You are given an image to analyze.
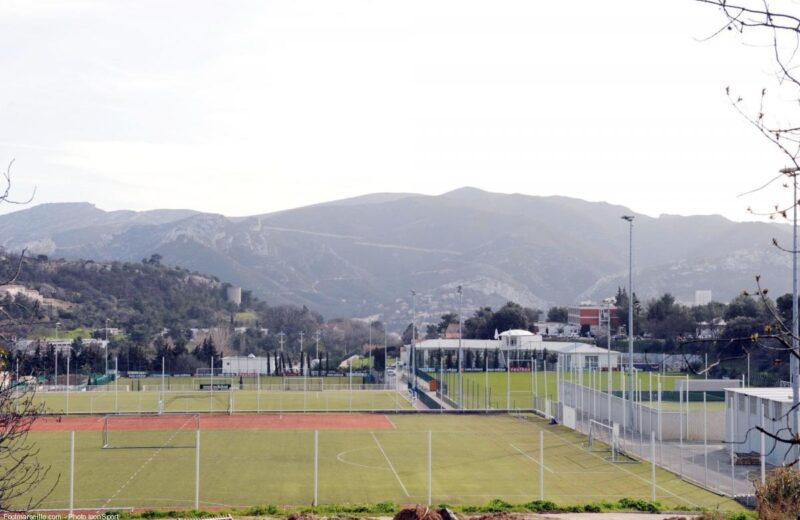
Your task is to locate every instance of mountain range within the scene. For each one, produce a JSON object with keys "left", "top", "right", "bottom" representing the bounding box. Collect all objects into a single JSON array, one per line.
[{"left": 0, "top": 187, "right": 792, "bottom": 328}]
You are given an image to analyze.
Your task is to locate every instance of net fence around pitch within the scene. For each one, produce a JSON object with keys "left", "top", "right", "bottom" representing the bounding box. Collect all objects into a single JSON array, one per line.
[{"left": 32, "top": 388, "right": 413, "bottom": 414}]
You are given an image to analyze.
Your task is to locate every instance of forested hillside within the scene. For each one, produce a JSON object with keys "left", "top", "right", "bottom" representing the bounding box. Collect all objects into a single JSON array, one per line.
[{"left": 0, "top": 253, "right": 391, "bottom": 375}]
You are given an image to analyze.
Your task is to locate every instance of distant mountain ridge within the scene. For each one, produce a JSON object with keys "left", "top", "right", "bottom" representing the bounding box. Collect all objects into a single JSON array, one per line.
[{"left": 0, "top": 189, "right": 791, "bottom": 328}]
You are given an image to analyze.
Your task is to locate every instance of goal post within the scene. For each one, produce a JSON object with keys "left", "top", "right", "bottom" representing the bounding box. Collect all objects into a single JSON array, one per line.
[
  {"left": 587, "top": 419, "right": 620, "bottom": 462},
  {"left": 101, "top": 413, "right": 200, "bottom": 449}
]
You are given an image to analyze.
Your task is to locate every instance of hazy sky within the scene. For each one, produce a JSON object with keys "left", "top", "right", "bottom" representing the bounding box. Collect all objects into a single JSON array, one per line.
[{"left": 1, "top": 0, "right": 798, "bottom": 221}]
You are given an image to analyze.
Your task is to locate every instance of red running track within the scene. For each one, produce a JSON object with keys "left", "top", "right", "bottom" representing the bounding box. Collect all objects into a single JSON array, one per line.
[{"left": 30, "top": 413, "right": 396, "bottom": 432}]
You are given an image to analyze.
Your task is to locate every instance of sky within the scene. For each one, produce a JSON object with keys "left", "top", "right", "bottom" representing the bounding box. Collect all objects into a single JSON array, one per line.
[{"left": 1, "top": 0, "right": 798, "bottom": 221}]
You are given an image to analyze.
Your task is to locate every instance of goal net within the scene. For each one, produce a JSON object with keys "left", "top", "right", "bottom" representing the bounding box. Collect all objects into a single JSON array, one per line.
[
  {"left": 587, "top": 419, "right": 621, "bottom": 462},
  {"left": 101, "top": 413, "right": 200, "bottom": 449}
]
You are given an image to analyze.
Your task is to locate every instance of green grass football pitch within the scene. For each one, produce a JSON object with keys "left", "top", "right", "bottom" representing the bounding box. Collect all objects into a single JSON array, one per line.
[
  {"left": 435, "top": 371, "right": 724, "bottom": 411},
  {"left": 24, "top": 413, "right": 742, "bottom": 512}
]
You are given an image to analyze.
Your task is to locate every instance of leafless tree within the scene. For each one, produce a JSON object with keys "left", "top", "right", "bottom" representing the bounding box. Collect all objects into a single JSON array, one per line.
[
  {"left": 693, "top": 0, "right": 800, "bottom": 466},
  {"left": 0, "top": 160, "right": 53, "bottom": 511}
]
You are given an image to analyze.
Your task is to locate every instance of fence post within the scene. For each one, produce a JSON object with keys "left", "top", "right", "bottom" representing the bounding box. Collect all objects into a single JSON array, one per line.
[
  {"left": 650, "top": 431, "right": 656, "bottom": 501},
  {"left": 427, "top": 430, "right": 432, "bottom": 506},
  {"left": 729, "top": 401, "right": 736, "bottom": 497},
  {"left": 69, "top": 431, "right": 75, "bottom": 515},
  {"left": 195, "top": 429, "right": 200, "bottom": 509},
  {"left": 760, "top": 401, "right": 766, "bottom": 485},
  {"left": 701, "top": 391, "right": 707, "bottom": 490},
  {"left": 679, "top": 386, "right": 684, "bottom": 478},
  {"left": 314, "top": 430, "right": 319, "bottom": 506},
  {"left": 539, "top": 430, "right": 544, "bottom": 500}
]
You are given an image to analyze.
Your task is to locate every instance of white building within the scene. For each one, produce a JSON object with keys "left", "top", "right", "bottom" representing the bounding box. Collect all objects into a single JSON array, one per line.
[
  {"left": 544, "top": 342, "right": 620, "bottom": 370},
  {"left": 695, "top": 290, "right": 713, "bottom": 306},
  {"left": 226, "top": 286, "right": 242, "bottom": 306},
  {"left": 726, "top": 387, "right": 800, "bottom": 467},
  {"left": 222, "top": 354, "right": 271, "bottom": 375},
  {"left": 14, "top": 337, "right": 108, "bottom": 355}
]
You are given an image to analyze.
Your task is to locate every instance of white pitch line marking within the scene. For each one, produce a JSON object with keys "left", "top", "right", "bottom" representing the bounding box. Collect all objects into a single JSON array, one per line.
[
  {"left": 371, "top": 431, "right": 410, "bottom": 497},
  {"left": 509, "top": 443, "right": 554, "bottom": 473},
  {"left": 336, "top": 447, "right": 390, "bottom": 471}
]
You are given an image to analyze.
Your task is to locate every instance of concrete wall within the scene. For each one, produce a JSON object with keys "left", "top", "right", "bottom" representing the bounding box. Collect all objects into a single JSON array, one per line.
[
  {"left": 676, "top": 379, "right": 742, "bottom": 392},
  {"left": 561, "top": 381, "right": 726, "bottom": 442}
]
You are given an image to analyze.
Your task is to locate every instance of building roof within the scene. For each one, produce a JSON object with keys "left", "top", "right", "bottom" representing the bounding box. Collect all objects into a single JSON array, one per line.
[
  {"left": 727, "top": 387, "right": 794, "bottom": 403},
  {"left": 412, "top": 338, "right": 617, "bottom": 357},
  {"left": 542, "top": 342, "right": 620, "bottom": 355},
  {"left": 498, "top": 329, "right": 535, "bottom": 337},
  {"left": 415, "top": 339, "right": 500, "bottom": 350}
]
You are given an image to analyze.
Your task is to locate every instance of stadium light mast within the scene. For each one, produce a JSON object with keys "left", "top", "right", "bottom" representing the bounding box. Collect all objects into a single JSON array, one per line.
[
  {"left": 621, "top": 215, "right": 635, "bottom": 429},
  {"left": 780, "top": 165, "right": 800, "bottom": 465},
  {"left": 603, "top": 296, "right": 615, "bottom": 425}
]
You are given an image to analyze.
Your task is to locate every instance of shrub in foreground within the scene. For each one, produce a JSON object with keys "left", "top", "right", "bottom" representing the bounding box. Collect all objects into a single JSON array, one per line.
[{"left": 754, "top": 466, "right": 800, "bottom": 520}]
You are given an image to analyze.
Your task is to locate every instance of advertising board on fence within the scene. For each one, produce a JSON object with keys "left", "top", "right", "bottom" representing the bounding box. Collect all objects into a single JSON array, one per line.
[{"left": 199, "top": 383, "right": 232, "bottom": 390}]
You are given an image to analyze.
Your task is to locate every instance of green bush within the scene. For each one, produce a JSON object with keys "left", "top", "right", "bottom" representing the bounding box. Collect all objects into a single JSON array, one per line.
[
  {"left": 244, "top": 505, "right": 283, "bottom": 516},
  {"left": 617, "top": 498, "right": 662, "bottom": 513},
  {"left": 521, "top": 500, "right": 558, "bottom": 513}
]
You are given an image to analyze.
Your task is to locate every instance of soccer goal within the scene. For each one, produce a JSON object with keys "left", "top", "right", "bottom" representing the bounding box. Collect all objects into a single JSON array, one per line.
[
  {"left": 587, "top": 419, "right": 621, "bottom": 462},
  {"left": 101, "top": 413, "right": 200, "bottom": 449},
  {"left": 192, "top": 376, "right": 234, "bottom": 391}
]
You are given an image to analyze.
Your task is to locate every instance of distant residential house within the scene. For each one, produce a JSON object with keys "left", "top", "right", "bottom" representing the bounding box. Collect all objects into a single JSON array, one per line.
[
  {"left": 444, "top": 323, "right": 461, "bottom": 339},
  {"left": 14, "top": 337, "right": 108, "bottom": 355},
  {"left": 567, "top": 302, "right": 619, "bottom": 335},
  {"left": 696, "top": 318, "right": 726, "bottom": 339}
]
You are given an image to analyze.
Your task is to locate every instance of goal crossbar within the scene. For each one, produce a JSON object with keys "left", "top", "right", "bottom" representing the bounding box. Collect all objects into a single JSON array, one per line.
[{"left": 587, "top": 419, "right": 620, "bottom": 462}]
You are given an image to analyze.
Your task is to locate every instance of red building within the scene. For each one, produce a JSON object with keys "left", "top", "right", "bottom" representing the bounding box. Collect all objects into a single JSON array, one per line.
[{"left": 567, "top": 303, "right": 620, "bottom": 334}]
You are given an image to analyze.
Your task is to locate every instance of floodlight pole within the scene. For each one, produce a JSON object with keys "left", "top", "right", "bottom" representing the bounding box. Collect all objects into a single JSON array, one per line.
[
  {"left": 458, "top": 285, "right": 463, "bottom": 409},
  {"left": 105, "top": 317, "right": 110, "bottom": 375},
  {"left": 66, "top": 348, "right": 70, "bottom": 415},
  {"left": 622, "top": 215, "right": 635, "bottom": 430},
  {"left": 783, "top": 166, "right": 800, "bottom": 466},
  {"left": 605, "top": 298, "right": 613, "bottom": 425}
]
